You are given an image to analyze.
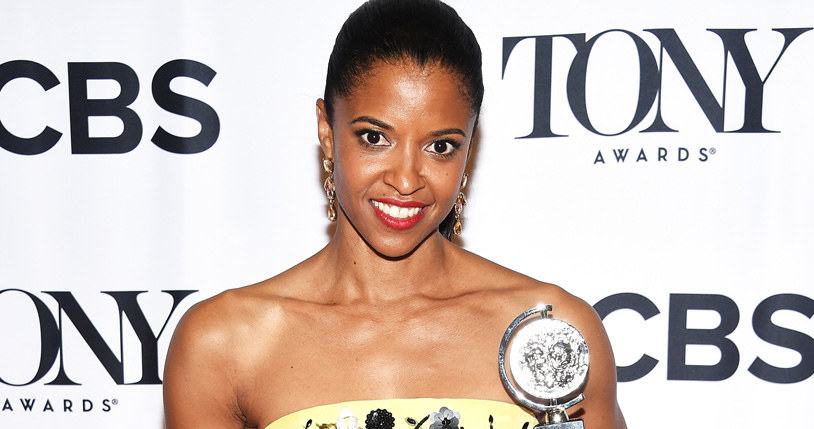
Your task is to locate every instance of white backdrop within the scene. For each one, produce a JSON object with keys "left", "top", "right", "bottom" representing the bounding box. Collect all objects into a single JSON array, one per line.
[{"left": 1, "top": 1, "right": 812, "bottom": 428}]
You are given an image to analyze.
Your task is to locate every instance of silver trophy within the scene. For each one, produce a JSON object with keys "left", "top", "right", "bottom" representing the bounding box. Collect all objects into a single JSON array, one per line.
[{"left": 499, "top": 305, "right": 589, "bottom": 429}]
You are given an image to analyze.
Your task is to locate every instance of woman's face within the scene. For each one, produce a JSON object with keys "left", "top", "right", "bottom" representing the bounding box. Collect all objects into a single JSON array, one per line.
[{"left": 318, "top": 61, "right": 476, "bottom": 257}]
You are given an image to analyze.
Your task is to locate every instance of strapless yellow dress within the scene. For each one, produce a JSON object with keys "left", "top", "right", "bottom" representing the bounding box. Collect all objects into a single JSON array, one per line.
[{"left": 265, "top": 398, "right": 536, "bottom": 429}]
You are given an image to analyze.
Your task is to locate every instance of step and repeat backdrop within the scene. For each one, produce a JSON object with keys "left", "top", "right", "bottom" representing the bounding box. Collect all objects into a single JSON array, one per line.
[{"left": 1, "top": 0, "right": 812, "bottom": 428}]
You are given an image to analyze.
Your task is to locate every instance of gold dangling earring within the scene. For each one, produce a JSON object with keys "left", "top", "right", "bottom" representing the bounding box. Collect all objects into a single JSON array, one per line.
[
  {"left": 453, "top": 173, "right": 468, "bottom": 236},
  {"left": 323, "top": 158, "right": 336, "bottom": 222}
]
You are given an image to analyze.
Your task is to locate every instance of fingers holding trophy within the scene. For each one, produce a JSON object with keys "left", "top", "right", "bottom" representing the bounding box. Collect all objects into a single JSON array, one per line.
[{"left": 499, "top": 305, "right": 590, "bottom": 429}]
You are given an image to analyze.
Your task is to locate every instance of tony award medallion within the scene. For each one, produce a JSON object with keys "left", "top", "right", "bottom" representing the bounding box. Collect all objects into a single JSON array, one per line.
[{"left": 499, "top": 305, "right": 589, "bottom": 429}]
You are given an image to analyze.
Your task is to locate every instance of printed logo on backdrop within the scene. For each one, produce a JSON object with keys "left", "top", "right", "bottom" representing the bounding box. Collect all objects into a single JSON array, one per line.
[
  {"left": 594, "top": 293, "right": 814, "bottom": 384},
  {"left": 501, "top": 28, "right": 813, "bottom": 165},
  {"left": 0, "top": 59, "right": 218, "bottom": 155},
  {"left": 0, "top": 289, "right": 197, "bottom": 414}
]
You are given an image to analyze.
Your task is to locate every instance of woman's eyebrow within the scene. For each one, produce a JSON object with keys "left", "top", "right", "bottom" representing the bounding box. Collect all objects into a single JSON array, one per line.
[
  {"left": 349, "top": 117, "right": 466, "bottom": 138},
  {"left": 349, "top": 116, "right": 393, "bottom": 129},
  {"left": 430, "top": 128, "right": 467, "bottom": 137}
]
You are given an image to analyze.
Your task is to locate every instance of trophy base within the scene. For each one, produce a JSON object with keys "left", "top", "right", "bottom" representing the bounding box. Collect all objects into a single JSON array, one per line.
[{"left": 533, "top": 421, "right": 584, "bottom": 429}]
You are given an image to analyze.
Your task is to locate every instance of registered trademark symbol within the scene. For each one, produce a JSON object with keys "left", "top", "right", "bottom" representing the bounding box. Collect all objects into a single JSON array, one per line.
[
  {"left": 709, "top": 147, "right": 717, "bottom": 155},
  {"left": 112, "top": 399, "right": 118, "bottom": 405}
]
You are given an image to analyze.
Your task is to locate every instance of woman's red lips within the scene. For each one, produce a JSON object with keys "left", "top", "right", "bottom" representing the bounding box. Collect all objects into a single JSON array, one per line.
[{"left": 370, "top": 199, "right": 427, "bottom": 230}]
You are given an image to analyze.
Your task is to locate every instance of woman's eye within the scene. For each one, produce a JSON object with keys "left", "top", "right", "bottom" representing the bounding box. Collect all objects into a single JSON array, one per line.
[
  {"left": 361, "top": 131, "right": 384, "bottom": 145},
  {"left": 428, "top": 140, "right": 456, "bottom": 156}
]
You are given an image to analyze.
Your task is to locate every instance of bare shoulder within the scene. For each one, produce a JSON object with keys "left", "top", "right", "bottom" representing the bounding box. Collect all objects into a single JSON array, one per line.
[
  {"left": 169, "top": 285, "right": 276, "bottom": 355},
  {"left": 456, "top": 250, "right": 591, "bottom": 312},
  {"left": 166, "top": 267, "right": 313, "bottom": 367},
  {"left": 163, "top": 267, "right": 313, "bottom": 429},
  {"left": 169, "top": 249, "right": 327, "bottom": 346}
]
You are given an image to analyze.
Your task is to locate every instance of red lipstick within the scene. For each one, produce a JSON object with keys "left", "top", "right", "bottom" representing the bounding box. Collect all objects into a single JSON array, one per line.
[{"left": 370, "top": 199, "right": 427, "bottom": 231}]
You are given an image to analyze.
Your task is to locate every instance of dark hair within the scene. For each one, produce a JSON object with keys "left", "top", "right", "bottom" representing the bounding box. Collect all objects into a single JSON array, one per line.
[{"left": 325, "top": 0, "right": 483, "bottom": 240}]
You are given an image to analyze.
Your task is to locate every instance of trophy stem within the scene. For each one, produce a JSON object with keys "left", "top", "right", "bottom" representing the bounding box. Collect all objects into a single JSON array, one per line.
[
  {"left": 536, "top": 409, "right": 584, "bottom": 429},
  {"left": 544, "top": 409, "right": 568, "bottom": 425}
]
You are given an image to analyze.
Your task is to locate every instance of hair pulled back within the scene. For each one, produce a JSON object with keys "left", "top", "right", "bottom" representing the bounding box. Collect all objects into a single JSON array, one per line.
[
  {"left": 324, "top": 0, "right": 483, "bottom": 122},
  {"left": 324, "top": 0, "right": 483, "bottom": 240}
]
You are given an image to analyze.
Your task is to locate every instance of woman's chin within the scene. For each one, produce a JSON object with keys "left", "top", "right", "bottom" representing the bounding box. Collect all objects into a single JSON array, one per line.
[{"left": 365, "top": 230, "right": 440, "bottom": 260}]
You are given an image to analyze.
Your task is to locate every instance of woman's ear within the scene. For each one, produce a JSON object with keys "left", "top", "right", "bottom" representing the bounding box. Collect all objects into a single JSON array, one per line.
[{"left": 316, "top": 99, "right": 334, "bottom": 159}]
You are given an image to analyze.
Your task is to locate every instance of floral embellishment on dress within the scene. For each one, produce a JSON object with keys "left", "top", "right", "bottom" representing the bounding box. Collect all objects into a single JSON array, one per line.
[
  {"left": 429, "top": 407, "right": 460, "bottom": 429},
  {"left": 337, "top": 407, "right": 359, "bottom": 429},
  {"left": 365, "top": 408, "right": 395, "bottom": 429}
]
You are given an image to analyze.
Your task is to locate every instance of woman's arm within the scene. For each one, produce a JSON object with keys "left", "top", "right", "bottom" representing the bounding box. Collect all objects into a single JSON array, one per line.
[
  {"left": 164, "top": 299, "right": 248, "bottom": 429},
  {"left": 554, "top": 293, "right": 627, "bottom": 429}
]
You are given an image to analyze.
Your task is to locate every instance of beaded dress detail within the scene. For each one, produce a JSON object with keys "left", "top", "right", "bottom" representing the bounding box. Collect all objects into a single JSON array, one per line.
[{"left": 265, "top": 399, "right": 536, "bottom": 429}]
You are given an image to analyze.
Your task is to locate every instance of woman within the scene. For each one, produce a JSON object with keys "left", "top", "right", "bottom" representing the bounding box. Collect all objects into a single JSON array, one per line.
[{"left": 164, "top": 1, "right": 626, "bottom": 428}]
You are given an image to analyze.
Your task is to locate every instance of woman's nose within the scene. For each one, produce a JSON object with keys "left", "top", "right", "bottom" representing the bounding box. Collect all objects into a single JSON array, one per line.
[{"left": 383, "top": 146, "right": 424, "bottom": 195}]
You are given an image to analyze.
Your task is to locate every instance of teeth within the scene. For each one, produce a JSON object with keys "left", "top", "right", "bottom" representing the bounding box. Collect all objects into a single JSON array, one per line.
[{"left": 373, "top": 201, "right": 423, "bottom": 219}]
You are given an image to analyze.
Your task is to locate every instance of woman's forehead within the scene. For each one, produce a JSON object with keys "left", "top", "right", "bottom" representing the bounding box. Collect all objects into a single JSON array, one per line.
[{"left": 338, "top": 62, "right": 473, "bottom": 117}]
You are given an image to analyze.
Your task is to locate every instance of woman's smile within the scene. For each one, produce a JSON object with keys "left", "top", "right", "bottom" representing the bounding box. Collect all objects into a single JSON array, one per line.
[{"left": 371, "top": 198, "right": 428, "bottom": 230}]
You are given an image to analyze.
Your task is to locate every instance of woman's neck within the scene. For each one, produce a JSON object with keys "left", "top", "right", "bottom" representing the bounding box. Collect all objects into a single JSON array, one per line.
[{"left": 318, "top": 222, "right": 460, "bottom": 306}]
